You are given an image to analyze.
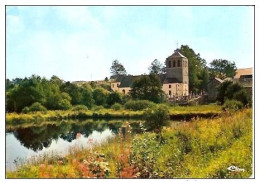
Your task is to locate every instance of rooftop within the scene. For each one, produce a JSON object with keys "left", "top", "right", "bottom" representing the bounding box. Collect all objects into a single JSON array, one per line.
[{"left": 234, "top": 68, "right": 253, "bottom": 79}]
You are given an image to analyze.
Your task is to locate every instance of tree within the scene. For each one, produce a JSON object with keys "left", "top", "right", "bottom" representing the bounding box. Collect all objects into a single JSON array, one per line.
[
  {"left": 107, "top": 92, "right": 122, "bottom": 106},
  {"left": 110, "top": 59, "right": 127, "bottom": 78},
  {"left": 209, "top": 59, "right": 237, "bottom": 79},
  {"left": 178, "top": 45, "right": 208, "bottom": 93},
  {"left": 217, "top": 81, "right": 250, "bottom": 106},
  {"left": 130, "top": 74, "right": 164, "bottom": 103},
  {"left": 148, "top": 59, "right": 164, "bottom": 74},
  {"left": 93, "top": 87, "right": 109, "bottom": 106},
  {"left": 143, "top": 105, "right": 170, "bottom": 143},
  {"left": 81, "top": 84, "right": 94, "bottom": 109}
]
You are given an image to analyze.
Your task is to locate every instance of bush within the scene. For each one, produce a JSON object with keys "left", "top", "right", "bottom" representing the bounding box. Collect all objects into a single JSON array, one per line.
[
  {"left": 124, "top": 100, "right": 155, "bottom": 111},
  {"left": 92, "top": 105, "right": 104, "bottom": 111},
  {"left": 111, "top": 103, "right": 122, "bottom": 110},
  {"left": 143, "top": 105, "right": 170, "bottom": 132},
  {"left": 222, "top": 99, "right": 243, "bottom": 111},
  {"left": 71, "top": 105, "right": 88, "bottom": 111},
  {"left": 22, "top": 102, "right": 47, "bottom": 113}
]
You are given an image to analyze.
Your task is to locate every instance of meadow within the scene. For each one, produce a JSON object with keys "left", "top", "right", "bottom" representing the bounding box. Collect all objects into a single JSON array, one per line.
[{"left": 6, "top": 108, "right": 252, "bottom": 178}]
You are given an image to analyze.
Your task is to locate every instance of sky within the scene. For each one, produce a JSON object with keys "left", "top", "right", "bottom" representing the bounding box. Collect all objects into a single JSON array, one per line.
[{"left": 6, "top": 6, "right": 254, "bottom": 82}]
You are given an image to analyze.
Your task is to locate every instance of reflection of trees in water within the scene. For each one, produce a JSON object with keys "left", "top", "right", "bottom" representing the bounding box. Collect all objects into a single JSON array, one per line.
[{"left": 12, "top": 120, "right": 142, "bottom": 152}]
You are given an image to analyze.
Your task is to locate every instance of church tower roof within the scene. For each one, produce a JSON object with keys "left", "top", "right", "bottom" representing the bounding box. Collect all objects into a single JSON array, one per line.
[{"left": 169, "top": 50, "right": 187, "bottom": 58}]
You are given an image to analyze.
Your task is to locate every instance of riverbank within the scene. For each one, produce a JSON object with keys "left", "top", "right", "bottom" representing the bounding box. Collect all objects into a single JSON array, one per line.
[
  {"left": 6, "top": 104, "right": 222, "bottom": 125},
  {"left": 6, "top": 108, "right": 252, "bottom": 178}
]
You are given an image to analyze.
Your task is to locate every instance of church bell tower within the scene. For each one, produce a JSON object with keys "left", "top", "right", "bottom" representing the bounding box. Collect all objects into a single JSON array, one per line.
[{"left": 165, "top": 50, "right": 189, "bottom": 85}]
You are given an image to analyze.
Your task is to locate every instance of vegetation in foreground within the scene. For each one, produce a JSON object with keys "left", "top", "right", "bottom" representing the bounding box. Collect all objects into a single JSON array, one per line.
[{"left": 6, "top": 108, "right": 252, "bottom": 178}]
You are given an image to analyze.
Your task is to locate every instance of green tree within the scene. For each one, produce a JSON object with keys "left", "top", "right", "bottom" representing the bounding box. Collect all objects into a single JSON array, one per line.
[
  {"left": 143, "top": 105, "right": 170, "bottom": 143},
  {"left": 93, "top": 87, "right": 109, "bottom": 106},
  {"left": 107, "top": 92, "right": 122, "bottom": 106},
  {"left": 130, "top": 74, "right": 164, "bottom": 103},
  {"left": 178, "top": 45, "right": 208, "bottom": 93},
  {"left": 209, "top": 59, "right": 237, "bottom": 79},
  {"left": 80, "top": 84, "right": 94, "bottom": 109},
  {"left": 110, "top": 59, "right": 127, "bottom": 78},
  {"left": 61, "top": 82, "right": 83, "bottom": 105},
  {"left": 217, "top": 81, "right": 250, "bottom": 106},
  {"left": 148, "top": 59, "right": 164, "bottom": 74}
]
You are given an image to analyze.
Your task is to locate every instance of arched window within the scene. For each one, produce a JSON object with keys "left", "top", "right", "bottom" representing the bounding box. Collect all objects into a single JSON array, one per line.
[
  {"left": 168, "top": 60, "right": 171, "bottom": 68},
  {"left": 178, "top": 60, "right": 181, "bottom": 67},
  {"left": 173, "top": 60, "right": 176, "bottom": 67},
  {"left": 122, "top": 89, "right": 126, "bottom": 94}
]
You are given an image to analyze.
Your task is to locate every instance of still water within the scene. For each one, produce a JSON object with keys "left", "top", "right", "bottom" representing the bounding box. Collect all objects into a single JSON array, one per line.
[{"left": 6, "top": 119, "right": 143, "bottom": 171}]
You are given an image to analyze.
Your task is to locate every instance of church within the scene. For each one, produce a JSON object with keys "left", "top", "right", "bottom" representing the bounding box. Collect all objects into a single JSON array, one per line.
[{"left": 111, "top": 50, "right": 189, "bottom": 99}]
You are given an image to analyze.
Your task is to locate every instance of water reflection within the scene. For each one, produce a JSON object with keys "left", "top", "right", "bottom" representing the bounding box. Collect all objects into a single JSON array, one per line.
[{"left": 6, "top": 119, "right": 142, "bottom": 170}]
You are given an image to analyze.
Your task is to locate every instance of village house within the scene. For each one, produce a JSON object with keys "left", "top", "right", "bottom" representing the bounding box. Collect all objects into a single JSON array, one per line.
[
  {"left": 111, "top": 50, "right": 189, "bottom": 99},
  {"left": 207, "top": 67, "right": 253, "bottom": 102}
]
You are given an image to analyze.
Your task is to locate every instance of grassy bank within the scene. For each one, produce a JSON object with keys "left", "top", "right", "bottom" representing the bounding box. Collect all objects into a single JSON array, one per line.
[
  {"left": 6, "top": 108, "right": 252, "bottom": 178},
  {"left": 6, "top": 104, "right": 222, "bottom": 125}
]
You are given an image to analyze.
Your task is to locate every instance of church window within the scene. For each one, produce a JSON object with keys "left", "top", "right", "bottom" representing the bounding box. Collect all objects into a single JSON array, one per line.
[
  {"left": 122, "top": 89, "right": 125, "bottom": 94},
  {"left": 173, "top": 60, "right": 176, "bottom": 67},
  {"left": 169, "top": 90, "right": 172, "bottom": 95},
  {"left": 169, "top": 85, "right": 171, "bottom": 88},
  {"left": 168, "top": 60, "right": 171, "bottom": 68},
  {"left": 178, "top": 60, "right": 181, "bottom": 67}
]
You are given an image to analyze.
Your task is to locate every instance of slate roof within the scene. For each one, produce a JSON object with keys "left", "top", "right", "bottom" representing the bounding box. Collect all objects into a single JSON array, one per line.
[
  {"left": 168, "top": 51, "right": 187, "bottom": 58},
  {"left": 115, "top": 74, "right": 184, "bottom": 88},
  {"left": 163, "top": 78, "right": 182, "bottom": 84}
]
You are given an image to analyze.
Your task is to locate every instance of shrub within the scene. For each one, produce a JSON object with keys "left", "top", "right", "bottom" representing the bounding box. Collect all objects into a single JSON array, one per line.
[
  {"left": 143, "top": 105, "right": 170, "bottom": 143},
  {"left": 222, "top": 99, "right": 243, "bottom": 111},
  {"left": 71, "top": 105, "right": 88, "bottom": 111},
  {"left": 111, "top": 103, "right": 122, "bottom": 110},
  {"left": 21, "top": 106, "right": 30, "bottom": 113},
  {"left": 22, "top": 102, "right": 47, "bottom": 113},
  {"left": 124, "top": 100, "right": 155, "bottom": 111},
  {"left": 92, "top": 105, "right": 104, "bottom": 111}
]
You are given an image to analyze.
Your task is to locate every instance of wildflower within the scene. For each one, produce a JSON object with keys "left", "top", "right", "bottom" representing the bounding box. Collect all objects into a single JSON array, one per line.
[
  {"left": 48, "top": 164, "right": 54, "bottom": 170},
  {"left": 88, "top": 138, "right": 94, "bottom": 143},
  {"left": 58, "top": 160, "right": 63, "bottom": 165},
  {"left": 39, "top": 163, "right": 45, "bottom": 169}
]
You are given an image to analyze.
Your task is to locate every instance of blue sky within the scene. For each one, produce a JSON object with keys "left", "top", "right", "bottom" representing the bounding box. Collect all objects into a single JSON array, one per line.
[{"left": 6, "top": 6, "right": 254, "bottom": 82}]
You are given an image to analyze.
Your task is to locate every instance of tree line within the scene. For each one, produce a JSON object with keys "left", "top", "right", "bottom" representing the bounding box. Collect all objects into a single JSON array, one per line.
[{"left": 6, "top": 75, "right": 124, "bottom": 113}]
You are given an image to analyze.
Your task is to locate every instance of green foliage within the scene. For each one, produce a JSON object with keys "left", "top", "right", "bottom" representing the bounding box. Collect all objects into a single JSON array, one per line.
[
  {"left": 107, "top": 92, "right": 122, "bottom": 106},
  {"left": 110, "top": 59, "right": 127, "bottom": 78},
  {"left": 111, "top": 103, "right": 122, "bottom": 110},
  {"left": 217, "top": 81, "right": 250, "bottom": 106},
  {"left": 143, "top": 105, "right": 170, "bottom": 133},
  {"left": 71, "top": 105, "right": 88, "bottom": 111},
  {"left": 124, "top": 100, "right": 155, "bottom": 111},
  {"left": 209, "top": 59, "right": 237, "bottom": 79},
  {"left": 22, "top": 102, "right": 47, "bottom": 113},
  {"left": 93, "top": 88, "right": 109, "bottom": 106},
  {"left": 148, "top": 59, "right": 164, "bottom": 74},
  {"left": 92, "top": 105, "right": 104, "bottom": 111},
  {"left": 130, "top": 74, "right": 164, "bottom": 103},
  {"left": 178, "top": 45, "right": 208, "bottom": 93},
  {"left": 223, "top": 99, "right": 243, "bottom": 111}
]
